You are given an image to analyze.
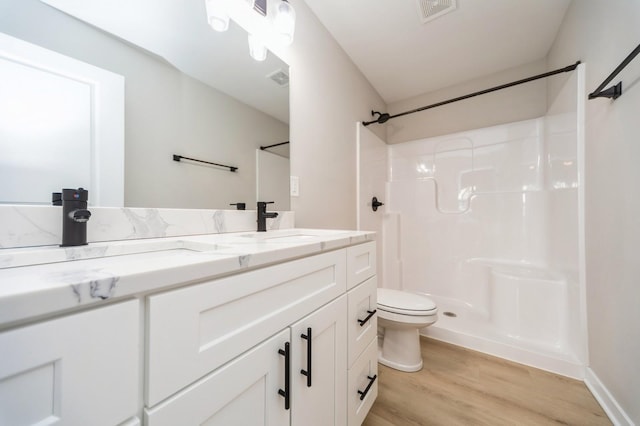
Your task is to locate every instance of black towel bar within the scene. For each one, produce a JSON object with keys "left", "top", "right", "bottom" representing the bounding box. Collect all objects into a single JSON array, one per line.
[{"left": 172, "top": 154, "right": 237, "bottom": 172}]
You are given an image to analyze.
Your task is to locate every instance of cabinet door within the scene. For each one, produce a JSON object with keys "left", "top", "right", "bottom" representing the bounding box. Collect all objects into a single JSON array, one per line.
[
  {"left": 290, "top": 296, "right": 347, "bottom": 426},
  {"left": 145, "top": 329, "right": 290, "bottom": 426},
  {"left": 0, "top": 300, "right": 139, "bottom": 426}
]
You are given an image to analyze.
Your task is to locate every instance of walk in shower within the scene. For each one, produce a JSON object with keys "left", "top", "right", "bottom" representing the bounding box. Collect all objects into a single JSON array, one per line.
[{"left": 358, "top": 65, "right": 587, "bottom": 378}]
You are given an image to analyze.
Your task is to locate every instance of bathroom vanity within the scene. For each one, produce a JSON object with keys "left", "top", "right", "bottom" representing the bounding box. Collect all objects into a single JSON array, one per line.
[{"left": 0, "top": 229, "right": 378, "bottom": 426}]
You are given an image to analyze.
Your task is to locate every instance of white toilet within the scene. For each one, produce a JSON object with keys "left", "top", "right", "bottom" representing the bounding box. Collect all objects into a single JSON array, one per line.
[{"left": 377, "top": 288, "right": 438, "bottom": 372}]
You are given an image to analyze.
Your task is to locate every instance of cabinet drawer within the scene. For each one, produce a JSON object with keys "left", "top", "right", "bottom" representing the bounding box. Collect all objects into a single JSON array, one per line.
[
  {"left": 146, "top": 249, "right": 346, "bottom": 406},
  {"left": 347, "top": 276, "right": 377, "bottom": 368},
  {"left": 347, "top": 242, "right": 376, "bottom": 290},
  {"left": 145, "top": 329, "right": 289, "bottom": 426},
  {"left": 348, "top": 338, "right": 378, "bottom": 426},
  {"left": 0, "top": 301, "right": 139, "bottom": 426}
]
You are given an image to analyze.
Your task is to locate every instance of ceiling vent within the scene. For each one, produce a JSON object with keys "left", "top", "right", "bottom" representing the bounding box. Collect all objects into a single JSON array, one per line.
[
  {"left": 416, "top": 0, "right": 457, "bottom": 23},
  {"left": 267, "top": 69, "right": 289, "bottom": 87}
]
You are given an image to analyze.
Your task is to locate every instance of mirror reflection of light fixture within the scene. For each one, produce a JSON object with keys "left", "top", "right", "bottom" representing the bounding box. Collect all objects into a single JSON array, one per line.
[
  {"left": 248, "top": 33, "right": 268, "bottom": 61},
  {"left": 205, "top": 0, "right": 230, "bottom": 32},
  {"left": 274, "top": 0, "right": 296, "bottom": 45},
  {"left": 205, "top": 0, "right": 296, "bottom": 61}
]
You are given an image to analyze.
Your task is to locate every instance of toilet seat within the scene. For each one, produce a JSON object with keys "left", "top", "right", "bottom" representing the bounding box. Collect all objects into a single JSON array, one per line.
[{"left": 377, "top": 288, "right": 437, "bottom": 316}]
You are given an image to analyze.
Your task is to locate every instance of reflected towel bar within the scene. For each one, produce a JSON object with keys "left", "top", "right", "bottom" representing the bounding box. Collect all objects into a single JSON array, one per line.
[
  {"left": 172, "top": 154, "right": 237, "bottom": 172},
  {"left": 363, "top": 61, "right": 581, "bottom": 126},
  {"left": 589, "top": 42, "right": 640, "bottom": 100}
]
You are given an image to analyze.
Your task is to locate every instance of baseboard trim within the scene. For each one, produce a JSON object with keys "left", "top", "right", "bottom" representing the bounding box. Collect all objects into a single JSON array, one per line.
[{"left": 584, "top": 367, "right": 635, "bottom": 426}]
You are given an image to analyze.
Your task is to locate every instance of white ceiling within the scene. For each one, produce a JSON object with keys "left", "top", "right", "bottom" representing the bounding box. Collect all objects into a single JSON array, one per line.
[
  {"left": 304, "top": 0, "right": 571, "bottom": 104},
  {"left": 41, "top": 0, "right": 290, "bottom": 123}
]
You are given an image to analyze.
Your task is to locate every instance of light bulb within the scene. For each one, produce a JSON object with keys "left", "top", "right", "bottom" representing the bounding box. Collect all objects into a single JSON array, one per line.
[
  {"left": 274, "top": 0, "right": 296, "bottom": 45},
  {"left": 248, "top": 34, "right": 267, "bottom": 61},
  {"left": 205, "top": 0, "right": 229, "bottom": 32}
]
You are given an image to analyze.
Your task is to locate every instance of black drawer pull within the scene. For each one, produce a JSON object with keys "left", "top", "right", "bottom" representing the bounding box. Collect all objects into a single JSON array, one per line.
[
  {"left": 357, "top": 374, "right": 378, "bottom": 401},
  {"left": 300, "top": 327, "right": 312, "bottom": 387},
  {"left": 278, "top": 342, "right": 290, "bottom": 410},
  {"left": 357, "top": 309, "right": 377, "bottom": 327}
]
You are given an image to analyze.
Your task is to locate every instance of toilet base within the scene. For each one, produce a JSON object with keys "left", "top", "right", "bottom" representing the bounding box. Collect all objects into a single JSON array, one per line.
[
  {"left": 378, "top": 352, "right": 423, "bottom": 372},
  {"left": 377, "top": 327, "right": 424, "bottom": 372}
]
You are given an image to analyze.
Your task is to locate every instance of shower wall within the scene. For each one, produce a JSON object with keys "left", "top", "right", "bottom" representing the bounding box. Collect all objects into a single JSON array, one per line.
[{"left": 358, "top": 68, "right": 586, "bottom": 378}]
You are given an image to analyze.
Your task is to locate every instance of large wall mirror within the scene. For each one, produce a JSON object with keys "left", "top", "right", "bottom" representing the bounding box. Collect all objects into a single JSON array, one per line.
[{"left": 0, "top": 0, "right": 290, "bottom": 210}]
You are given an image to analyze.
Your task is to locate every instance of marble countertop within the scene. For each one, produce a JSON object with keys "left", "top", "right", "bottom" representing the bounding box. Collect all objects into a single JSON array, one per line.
[{"left": 0, "top": 229, "right": 375, "bottom": 327}]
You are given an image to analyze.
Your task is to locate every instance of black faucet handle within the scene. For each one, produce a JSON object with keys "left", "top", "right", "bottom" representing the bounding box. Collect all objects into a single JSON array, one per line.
[
  {"left": 230, "top": 203, "right": 246, "bottom": 210},
  {"left": 257, "top": 201, "right": 275, "bottom": 210},
  {"left": 52, "top": 192, "right": 62, "bottom": 206}
]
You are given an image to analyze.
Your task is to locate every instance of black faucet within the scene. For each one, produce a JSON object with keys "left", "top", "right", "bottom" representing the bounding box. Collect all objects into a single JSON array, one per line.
[
  {"left": 257, "top": 201, "right": 278, "bottom": 232},
  {"left": 51, "top": 192, "right": 62, "bottom": 206},
  {"left": 60, "top": 188, "right": 92, "bottom": 247}
]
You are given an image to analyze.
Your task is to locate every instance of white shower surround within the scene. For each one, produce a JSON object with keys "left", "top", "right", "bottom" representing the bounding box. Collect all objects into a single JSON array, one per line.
[{"left": 359, "top": 66, "right": 586, "bottom": 379}]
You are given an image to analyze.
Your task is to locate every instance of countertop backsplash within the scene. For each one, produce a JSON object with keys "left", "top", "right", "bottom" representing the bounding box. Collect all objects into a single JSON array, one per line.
[{"left": 0, "top": 205, "right": 295, "bottom": 249}]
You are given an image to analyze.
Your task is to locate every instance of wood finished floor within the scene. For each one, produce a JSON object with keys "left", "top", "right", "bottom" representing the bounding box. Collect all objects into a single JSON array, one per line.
[{"left": 362, "top": 337, "right": 611, "bottom": 426}]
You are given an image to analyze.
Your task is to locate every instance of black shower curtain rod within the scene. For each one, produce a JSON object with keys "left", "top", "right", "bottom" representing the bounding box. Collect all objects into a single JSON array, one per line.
[
  {"left": 260, "top": 141, "right": 290, "bottom": 150},
  {"left": 589, "top": 42, "right": 640, "bottom": 100},
  {"left": 362, "top": 61, "right": 581, "bottom": 126}
]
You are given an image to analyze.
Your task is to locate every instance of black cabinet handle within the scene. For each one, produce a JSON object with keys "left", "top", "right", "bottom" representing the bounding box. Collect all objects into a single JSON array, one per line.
[
  {"left": 300, "top": 327, "right": 312, "bottom": 387},
  {"left": 358, "top": 374, "right": 378, "bottom": 401},
  {"left": 357, "top": 309, "right": 377, "bottom": 327},
  {"left": 278, "top": 342, "right": 290, "bottom": 410}
]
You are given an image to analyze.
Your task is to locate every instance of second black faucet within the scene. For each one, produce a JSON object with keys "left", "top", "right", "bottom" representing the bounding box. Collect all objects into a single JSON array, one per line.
[{"left": 257, "top": 201, "right": 278, "bottom": 232}]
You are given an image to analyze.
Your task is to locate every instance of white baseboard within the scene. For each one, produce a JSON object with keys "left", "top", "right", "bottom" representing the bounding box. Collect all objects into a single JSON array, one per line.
[{"left": 584, "top": 367, "right": 635, "bottom": 426}]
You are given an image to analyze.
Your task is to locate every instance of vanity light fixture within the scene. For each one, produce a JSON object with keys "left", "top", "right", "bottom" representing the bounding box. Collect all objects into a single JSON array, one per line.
[
  {"left": 248, "top": 33, "right": 268, "bottom": 61},
  {"left": 274, "top": 0, "right": 296, "bottom": 46},
  {"left": 205, "top": 0, "right": 296, "bottom": 61},
  {"left": 205, "top": 0, "right": 230, "bottom": 32}
]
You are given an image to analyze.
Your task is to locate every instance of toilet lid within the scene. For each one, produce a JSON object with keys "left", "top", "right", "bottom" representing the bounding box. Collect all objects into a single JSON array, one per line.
[{"left": 377, "top": 288, "right": 437, "bottom": 315}]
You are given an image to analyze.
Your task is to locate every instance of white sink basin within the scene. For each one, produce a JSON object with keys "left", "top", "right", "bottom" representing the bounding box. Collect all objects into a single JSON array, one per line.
[{"left": 0, "top": 239, "right": 228, "bottom": 269}]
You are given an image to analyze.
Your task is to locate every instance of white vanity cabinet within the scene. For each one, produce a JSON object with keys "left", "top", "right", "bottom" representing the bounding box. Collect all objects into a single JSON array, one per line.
[
  {"left": 145, "top": 296, "right": 348, "bottom": 426},
  {"left": 144, "top": 248, "right": 350, "bottom": 425},
  {"left": 346, "top": 242, "right": 379, "bottom": 425},
  {"left": 145, "top": 242, "right": 377, "bottom": 425},
  {"left": 0, "top": 233, "right": 377, "bottom": 425},
  {"left": 0, "top": 300, "right": 139, "bottom": 426},
  {"left": 145, "top": 249, "right": 346, "bottom": 407}
]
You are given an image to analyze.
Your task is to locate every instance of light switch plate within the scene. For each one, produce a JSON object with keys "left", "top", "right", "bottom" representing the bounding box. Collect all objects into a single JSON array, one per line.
[{"left": 290, "top": 176, "right": 299, "bottom": 197}]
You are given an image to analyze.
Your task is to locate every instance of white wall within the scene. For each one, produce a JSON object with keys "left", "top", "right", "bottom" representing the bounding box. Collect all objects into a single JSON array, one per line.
[
  {"left": 0, "top": 0, "right": 288, "bottom": 210},
  {"left": 547, "top": 1, "right": 640, "bottom": 424},
  {"left": 256, "top": 149, "right": 290, "bottom": 211},
  {"left": 385, "top": 59, "right": 549, "bottom": 144},
  {"left": 284, "top": 0, "right": 386, "bottom": 229}
]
